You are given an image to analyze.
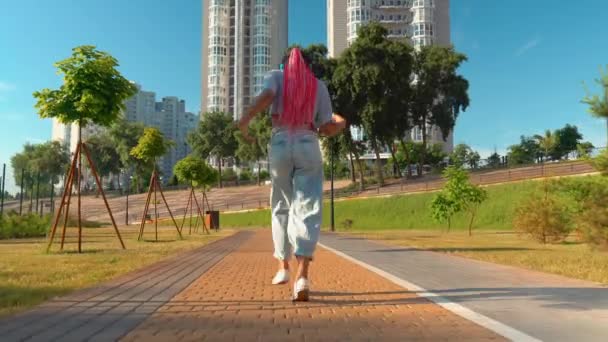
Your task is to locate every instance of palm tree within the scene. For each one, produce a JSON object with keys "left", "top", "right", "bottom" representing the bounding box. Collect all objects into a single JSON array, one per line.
[
  {"left": 534, "top": 130, "right": 558, "bottom": 162},
  {"left": 582, "top": 66, "right": 608, "bottom": 147}
]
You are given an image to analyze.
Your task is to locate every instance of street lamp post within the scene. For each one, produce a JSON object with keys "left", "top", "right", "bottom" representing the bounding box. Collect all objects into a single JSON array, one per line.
[
  {"left": 330, "top": 141, "right": 335, "bottom": 232},
  {"left": 125, "top": 174, "right": 132, "bottom": 226},
  {"left": 0, "top": 163, "right": 5, "bottom": 218}
]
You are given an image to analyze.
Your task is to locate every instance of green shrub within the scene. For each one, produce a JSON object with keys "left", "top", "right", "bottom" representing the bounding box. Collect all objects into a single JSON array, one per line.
[
  {"left": 550, "top": 176, "right": 608, "bottom": 214},
  {"left": 323, "top": 160, "right": 350, "bottom": 179},
  {"left": 593, "top": 149, "right": 608, "bottom": 175},
  {"left": 577, "top": 188, "right": 608, "bottom": 250},
  {"left": 221, "top": 168, "right": 238, "bottom": 182},
  {"left": 239, "top": 169, "right": 252, "bottom": 181},
  {"left": 259, "top": 170, "right": 270, "bottom": 181},
  {"left": 513, "top": 193, "right": 572, "bottom": 244},
  {"left": 0, "top": 213, "right": 51, "bottom": 239}
]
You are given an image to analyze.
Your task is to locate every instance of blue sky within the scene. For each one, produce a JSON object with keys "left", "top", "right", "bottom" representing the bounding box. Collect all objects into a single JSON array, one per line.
[{"left": 1, "top": 0, "right": 608, "bottom": 193}]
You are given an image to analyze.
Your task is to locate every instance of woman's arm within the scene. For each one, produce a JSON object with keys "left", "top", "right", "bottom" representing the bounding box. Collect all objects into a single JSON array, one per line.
[
  {"left": 240, "top": 88, "right": 275, "bottom": 126},
  {"left": 318, "top": 114, "right": 347, "bottom": 137},
  {"left": 238, "top": 88, "right": 275, "bottom": 142}
]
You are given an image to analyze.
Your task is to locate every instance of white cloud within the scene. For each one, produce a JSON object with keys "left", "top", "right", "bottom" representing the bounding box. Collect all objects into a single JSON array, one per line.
[{"left": 515, "top": 36, "right": 542, "bottom": 57}]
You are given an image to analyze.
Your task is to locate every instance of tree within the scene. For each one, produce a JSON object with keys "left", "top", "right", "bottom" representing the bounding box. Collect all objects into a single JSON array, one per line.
[
  {"left": 431, "top": 166, "right": 487, "bottom": 235},
  {"left": 468, "top": 151, "right": 481, "bottom": 169},
  {"left": 34, "top": 45, "right": 136, "bottom": 126},
  {"left": 487, "top": 152, "right": 502, "bottom": 168},
  {"left": 450, "top": 144, "right": 480, "bottom": 169},
  {"left": 86, "top": 132, "right": 121, "bottom": 187},
  {"left": 33, "top": 45, "right": 135, "bottom": 252},
  {"left": 335, "top": 23, "right": 414, "bottom": 185},
  {"left": 411, "top": 45, "right": 469, "bottom": 172},
  {"left": 173, "top": 156, "right": 217, "bottom": 234},
  {"left": 431, "top": 193, "right": 459, "bottom": 231},
  {"left": 534, "top": 130, "right": 558, "bottom": 162},
  {"left": 553, "top": 124, "right": 583, "bottom": 160},
  {"left": 329, "top": 55, "right": 367, "bottom": 188},
  {"left": 173, "top": 156, "right": 218, "bottom": 188},
  {"left": 1, "top": 191, "right": 14, "bottom": 201},
  {"left": 132, "top": 127, "right": 180, "bottom": 241},
  {"left": 576, "top": 142, "right": 595, "bottom": 159},
  {"left": 395, "top": 141, "right": 423, "bottom": 174},
  {"left": 394, "top": 141, "right": 446, "bottom": 175},
  {"left": 235, "top": 115, "right": 271, "bottom": 185},
  {"left": 188, "top": 112, "right": 237, "bottom": 188},
  {"left": 168, "top": 174, "right": 179, "bottom": 187},
  {"left": 10, "top": 141, "right": 70, "bottom": 197},
  {"left": 582, "top": 66, "right": 608, "bottom": 146},
  {"left": 108, "top": 118, "right": 146, "bottom": 192},
  {"left": 130, "top": 127, "right": 174, "bottom": 168},
  {"left": 507, "top": 135, "right": 541, "bottom": 165}
]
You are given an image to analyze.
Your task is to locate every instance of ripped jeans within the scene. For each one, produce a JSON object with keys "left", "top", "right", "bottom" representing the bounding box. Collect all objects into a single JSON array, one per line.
[{"left": 269, "top": 128, "right": 323, "bottom": 260}]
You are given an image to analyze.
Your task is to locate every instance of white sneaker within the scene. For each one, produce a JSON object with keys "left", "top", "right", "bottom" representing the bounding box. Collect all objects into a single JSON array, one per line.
[
  {"left": 293, "top": 278, "right": 310, "bottom": 302},
  {"left": 272, "top": 269, "right": 290, "bottom": 285}
]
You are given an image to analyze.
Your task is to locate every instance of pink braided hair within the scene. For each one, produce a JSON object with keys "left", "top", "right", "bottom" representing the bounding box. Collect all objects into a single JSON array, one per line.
[{"left": 280, "top": 48, "right": 318, "bottom": 129}]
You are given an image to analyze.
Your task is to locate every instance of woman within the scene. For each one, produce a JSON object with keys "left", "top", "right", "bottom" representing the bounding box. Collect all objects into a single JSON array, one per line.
[{"left": 238, "top": 48, "right": 346, "bottom": 301}]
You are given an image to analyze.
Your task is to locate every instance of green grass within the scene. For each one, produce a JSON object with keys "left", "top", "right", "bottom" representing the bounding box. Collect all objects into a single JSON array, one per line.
[
  {"left": 221, "top": 179, "right": 541, "bottom": 231},
  {"left": 0, "top": 226, "right": 233, "bottom": 317}
]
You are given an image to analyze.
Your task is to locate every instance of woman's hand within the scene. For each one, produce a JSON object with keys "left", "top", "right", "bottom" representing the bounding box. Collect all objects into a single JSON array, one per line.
[
  {"left": 319, "top": 114, "right": 347, "bottom": 137},
  {"left": 238, "top": 117, "right": 255, "bottom": 143}
]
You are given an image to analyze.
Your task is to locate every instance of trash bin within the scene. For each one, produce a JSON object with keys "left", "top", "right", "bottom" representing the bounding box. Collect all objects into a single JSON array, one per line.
[{"left": 205, "top": 210, "right": 220, "bottom": 230}]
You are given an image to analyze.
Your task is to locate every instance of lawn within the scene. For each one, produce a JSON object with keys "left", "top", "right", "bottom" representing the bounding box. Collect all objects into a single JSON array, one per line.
[
  {"left": 221, "top": 179, "right": 541, "bottom": 231},
  {"left": 0, "top": 225, "right": 232, "bottom": 317}
]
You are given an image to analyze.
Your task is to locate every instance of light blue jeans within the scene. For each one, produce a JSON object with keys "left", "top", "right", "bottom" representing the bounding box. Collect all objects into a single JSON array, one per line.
[{"left": 270, "top": 128, "right": 323, "bottom": 260}]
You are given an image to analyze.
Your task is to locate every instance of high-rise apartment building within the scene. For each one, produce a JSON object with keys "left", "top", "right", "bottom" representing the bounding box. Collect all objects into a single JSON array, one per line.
[
  {"left": 201, "top": 0, "right": 288, "bottom": 120},
  {"left": 328, "top": 0, "right": 450, "bottom": 57},
  {"left": 327, "top": 0, "right": 452, "bottom": 153}
]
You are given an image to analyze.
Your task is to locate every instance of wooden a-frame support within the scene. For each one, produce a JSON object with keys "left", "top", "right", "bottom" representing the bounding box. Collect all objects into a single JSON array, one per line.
[
  {"left": 46, "top": 142, "right": 126, "bottom": 253},
  {"left": 138, "top": 169, "right": 182, "bottom": 241},
  {"left": 180, "top": 185, "right": 210, "bottom": 235}
]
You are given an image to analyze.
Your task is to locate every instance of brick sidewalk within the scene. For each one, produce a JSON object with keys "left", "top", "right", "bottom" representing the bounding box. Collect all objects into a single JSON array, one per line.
[{"left": 123, "top": 230, "right": 503, "bottom": 341}]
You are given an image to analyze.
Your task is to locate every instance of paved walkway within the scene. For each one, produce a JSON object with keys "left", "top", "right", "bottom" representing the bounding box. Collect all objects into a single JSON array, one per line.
[
  {"left": 1, "top": 230, "right": 504, "bottom": 341},
  {"left": 320, "top": 233, "right": 608, "bottom": 342},
  {"left": 0, "top": 233, "right": 249, "bottom": 341}
]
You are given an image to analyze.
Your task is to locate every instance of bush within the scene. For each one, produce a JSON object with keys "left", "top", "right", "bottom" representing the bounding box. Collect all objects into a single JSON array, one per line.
[
  {"left": 323, "top": 160, "right": 350, "bottom": 179},
  {"left": 0, "top": 213, "right": 51, "bottom": 239},
  {"left": 221, "top": 168, "right": 238, "bottom": 182},
  {"left": 239, "top": 169, "right": 253, "bottom": 182},
  {"left": 513, "top": 194, "right": 572, "bottom": 244},
  {"left": 593, "top": 149, "right": 608, "bottom": 175},
  {"left": 577, "top": 188, "right": 608, "bottom": 250},
  {"left": 259, "top": 170, "right": 270, "bottom": 181},
  {"left": 550, "top": 176, "right": 608, "bottom": 215}
]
